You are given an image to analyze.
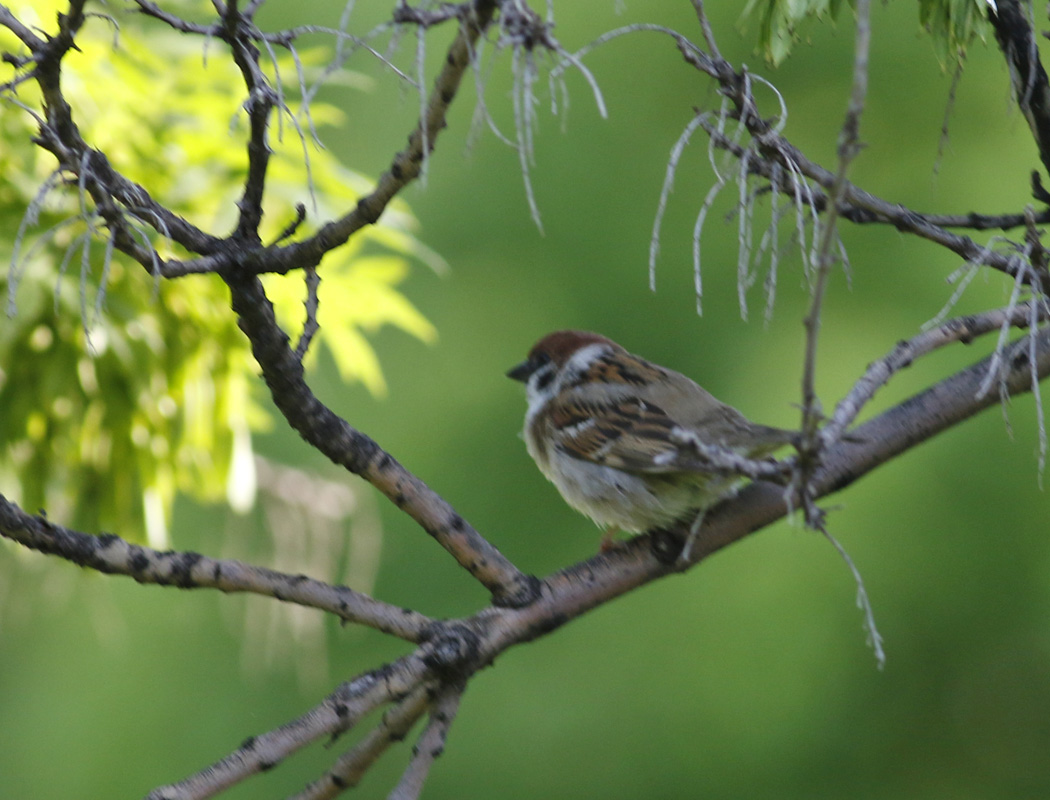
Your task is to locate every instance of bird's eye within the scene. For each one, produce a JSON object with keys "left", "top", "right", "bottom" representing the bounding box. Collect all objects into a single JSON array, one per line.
[{"left": 533, "top": 364, "right": 555, "bottom": 391}]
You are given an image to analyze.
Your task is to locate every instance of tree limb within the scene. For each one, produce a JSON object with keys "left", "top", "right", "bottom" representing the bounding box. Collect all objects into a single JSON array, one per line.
[
  {"left": 225, "top": 274, "right": 541, "bottom": 608},
  {"left": 138, "top": 325, "right": 1050, "bottom": 800},
  {"left": 989, "top": 0, "right": 1050, "bottom": 177},
  {"left": 0, "top": 494, "right": 432, "bottom": 640}
]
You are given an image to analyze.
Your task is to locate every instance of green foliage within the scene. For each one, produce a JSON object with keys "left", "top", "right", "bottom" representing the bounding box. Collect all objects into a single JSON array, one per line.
[
  {"left": 740, "top": 0, "right": 849, "bottom": 66},
  {"left": 0, "top": 3, "right": 436, "bottom": 543},
  {"left": 740, "top": 0, "right": 990, "bottom": 66},
  {"left": 918, "top": 0, "right": 992, "bottom": 66}
]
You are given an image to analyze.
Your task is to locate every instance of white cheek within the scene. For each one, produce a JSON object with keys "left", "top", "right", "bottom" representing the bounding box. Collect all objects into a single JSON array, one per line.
[{"left": 562, "top": 343, "right": 607, "bottom": 377}]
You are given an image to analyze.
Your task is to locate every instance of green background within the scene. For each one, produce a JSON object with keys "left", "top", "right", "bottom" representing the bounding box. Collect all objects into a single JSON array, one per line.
[{"left": 2, "top": 2, "right": 1049, "bottom": 798}]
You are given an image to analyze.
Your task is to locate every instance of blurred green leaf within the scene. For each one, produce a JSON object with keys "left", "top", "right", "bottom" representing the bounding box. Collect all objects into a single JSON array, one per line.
[
  {"left": 0, "top": 2, "right": 435, "bottom": 543},
  {"left": 741, "top": 0, "right": 989, "bottom": 66}
]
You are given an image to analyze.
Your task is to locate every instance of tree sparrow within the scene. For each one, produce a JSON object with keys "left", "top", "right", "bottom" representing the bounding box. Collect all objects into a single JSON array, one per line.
[{"left": 507, "top": 330, "right": 796, "bottom": 552}]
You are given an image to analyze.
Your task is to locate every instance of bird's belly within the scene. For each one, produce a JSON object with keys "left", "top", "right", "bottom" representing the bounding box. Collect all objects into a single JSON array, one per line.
[{"left": 542, "top": 453, "right": 729, "bottom": 533}]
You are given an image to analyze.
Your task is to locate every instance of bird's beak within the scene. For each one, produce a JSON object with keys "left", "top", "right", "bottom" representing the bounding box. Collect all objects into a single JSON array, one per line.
[{"left": 506, "top": 359, "right": 533, "bottom": 382}]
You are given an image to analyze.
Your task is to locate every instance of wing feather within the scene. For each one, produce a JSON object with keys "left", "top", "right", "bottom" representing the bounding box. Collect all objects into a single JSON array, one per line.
[
  {"left": 549, "top": 396, "right": 691, "bottom": 472},
  {"left": 549, "top": 394, "right": 794, "bottom": 473}
]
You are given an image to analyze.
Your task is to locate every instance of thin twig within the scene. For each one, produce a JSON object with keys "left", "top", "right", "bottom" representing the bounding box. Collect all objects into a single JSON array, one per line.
[
  {"left": 291, "top": 686, "right": 432, "bottom": 800},
  {"left": 388, "top": 685, "right": 465, "bottom": 800},
  {"left": 145, "top": 655, "right": 433, "bottom": 800},
  {"left": 796, "top": 0, "right": 871, "bottom": 518},
  {"left": 822, "top": 301, "right": 1050, "bottom": 446}
]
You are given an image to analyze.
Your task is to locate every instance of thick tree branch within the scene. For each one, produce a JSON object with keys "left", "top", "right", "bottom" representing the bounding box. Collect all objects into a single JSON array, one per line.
[
  {"left": 0, "top": 494, "right": 432, "bottom": 640},
  {"left": 141, "top": 325, "right": 1050, "bottom": 800},
  {"left": 226, "top": 273, "right": 540, "bottom": 609},
  {"left": 989, "top": 0, "right": 1050, "bottom": 177}
]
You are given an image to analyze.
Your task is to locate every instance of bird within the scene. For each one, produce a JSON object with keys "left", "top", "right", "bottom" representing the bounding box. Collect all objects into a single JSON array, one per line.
[{"left": 507, "top": 330, "right": 796, "bottom": 553}]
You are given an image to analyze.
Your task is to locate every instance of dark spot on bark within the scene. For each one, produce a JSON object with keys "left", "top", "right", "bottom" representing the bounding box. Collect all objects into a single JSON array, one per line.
[
  {"left": 170, "top": 551, "right": 203, "bottom": 588},
  {"left": 129, "top": 551, "right": 150, "bottom": 573},
  {"left": 491, "top": 574, "right": 542, "bottom": 608},
  {"left": 422, "top": 623, "right": 481, "bottom": 681},
  {"left": 650, "top": 529, "right": 685, "bottom": 565}
]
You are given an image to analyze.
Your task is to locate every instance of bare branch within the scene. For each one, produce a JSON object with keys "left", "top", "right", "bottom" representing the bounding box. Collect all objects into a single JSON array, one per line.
[
  {"left": 0, "top": 494, "right": 432, "bottom": 640},
  {"left": 823, "top": 303, "right": 1049, "bottom": 446},
  {"left": 226, "top": 275, "right": 540, "bottom": 608},
  {"left": 146, "top": 655, "right": 433, "bottom": 800},
  {"left": 989, "top": 0, "right": 1050, "bottom": 176},
  {"left": 388, "top": 684, "right": 464, "bottom": 800},
  {"left": 689, "top": 0, "right": 721, "bottom": 62},
  {"left": 291, "top": 687, "right": 432, "bottom": 800},
  {"left": 296, "top": 264, "right": 321, "bottom": 360},
  {"left": 191, "top": 0, "right": 501, "bottom": 280},
  {"left": 0, "top": 4, "right": 47, "bottom": 49},
  {"left": 796, "top": 0, "right": 872, "bottom": 523},
  {"left": 133, "top": 1, "right": 218, "bottom": 35},
  {"left": 680, "top": 326, "right": 1050, "bottom": 567}
]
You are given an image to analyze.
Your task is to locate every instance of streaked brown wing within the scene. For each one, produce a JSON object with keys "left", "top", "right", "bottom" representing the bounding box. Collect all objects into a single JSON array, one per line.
[{"left": 549, "top": 396, "right": 689, "bottom": 473}]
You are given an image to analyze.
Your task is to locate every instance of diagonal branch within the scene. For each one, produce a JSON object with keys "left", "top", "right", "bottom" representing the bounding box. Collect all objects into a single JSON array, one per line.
[
  {"left": 989, "top": 0, "right": 1050, "bottom": 177},
  {"left": 824, "top": 302, "right": 1050, "bottom": 446},
  {"left": 135, "top": 325, "right": 1050, "bottom": 800},
  {"left": 145, "top": 652, "right": 434, "bottom": 800},
  {"left": 225, "top": 274, "right": 540, "bottom": 609},
  {"left": 388, "top": 683, "right": 464, "bottom": 800},
  {"left": 165, "top": 0, "right": 500, "bottom": 280},
  {"left": 0, "top": 493, "right": 432, "bottom": 640},
  {"left": 291, "top": 686, "right": 432, "bottom": 800},
  {"left": 11, "top": 2, "right": 223, "bottom": 260}
]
